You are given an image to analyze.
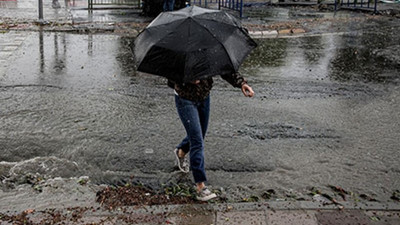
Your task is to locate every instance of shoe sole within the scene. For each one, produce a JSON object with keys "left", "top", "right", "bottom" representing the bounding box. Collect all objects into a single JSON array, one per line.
[
  {"left": 196, "top": 193, "right": 217, "bottom": 201},
  {"left": 174, "top": 148, "right": 189, "bottom": 173}
]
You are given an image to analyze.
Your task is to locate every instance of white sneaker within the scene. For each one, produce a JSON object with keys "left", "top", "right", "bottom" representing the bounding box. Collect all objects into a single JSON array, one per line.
[
  {"left": 174, "top": 148, "right": 189, "bottom": 173},
  {"left": 196, "top": 186, "right": 217, "bottom": 201}
]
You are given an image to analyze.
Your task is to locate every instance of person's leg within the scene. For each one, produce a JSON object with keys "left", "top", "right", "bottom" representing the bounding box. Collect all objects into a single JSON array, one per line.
[
  {"left": 175, "top": 95, "right": 206, "bottom": 183},
  {"left": 194, "top": 95, "right": 211, "bottom": 191},
  {"left": 198, "top": 95, "right": 210, "bottom": 139},
  {"left": 177, "top": 95, "right": 210, "bottom": 156},
  {"left": 168, "top": 0, "right": 175, "bottom": 11},
  {"left": 163, "top": 0, "right": 168, "bottom": 11},
  {"left": 176, "top": 136, "right": 190, "bottom": 154},
  {"left": 175, "top": 95, "right": 216, "bottom": 201}
]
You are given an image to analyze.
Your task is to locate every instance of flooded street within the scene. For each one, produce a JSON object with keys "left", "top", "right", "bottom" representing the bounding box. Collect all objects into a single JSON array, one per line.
[{"left": 1, "top": 13, "right": 399, "bottom": 208}]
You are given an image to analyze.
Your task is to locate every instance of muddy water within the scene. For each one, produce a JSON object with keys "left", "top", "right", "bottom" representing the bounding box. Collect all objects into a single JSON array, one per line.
[{"left": 0, "top": 19, "right": 399, "bottom": 205}]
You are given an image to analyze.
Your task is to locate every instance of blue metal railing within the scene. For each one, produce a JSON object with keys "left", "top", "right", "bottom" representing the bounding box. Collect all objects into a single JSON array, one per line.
[
  {"left": 88, "top": 0, "right": 141, "bottom": 10},
  {"left": 190, "top": 0, "right": 243, "bottom": 17},
  {"left": 219, "top": 0, "right": 244, "bottom": 17},
  {"left": 335, "top": 0, "right": 377, "bottom": 13}
]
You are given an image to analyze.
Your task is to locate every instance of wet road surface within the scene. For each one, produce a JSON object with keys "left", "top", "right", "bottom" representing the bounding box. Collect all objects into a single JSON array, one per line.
[{"left": 0, "top": 15, "right": 399, "bottom": 203}]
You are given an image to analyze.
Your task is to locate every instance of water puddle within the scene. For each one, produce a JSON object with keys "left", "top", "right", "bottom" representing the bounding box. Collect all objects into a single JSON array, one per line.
[
  {"left": 2, "top": 31, "right": 137, "bottom": 90},
  {"left": 243, "top": 25, "right": 399, "bottom": 84}
]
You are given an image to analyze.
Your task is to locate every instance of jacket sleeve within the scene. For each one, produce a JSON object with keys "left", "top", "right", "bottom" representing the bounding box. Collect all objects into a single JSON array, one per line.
[
  {"left": 167, "top": 79, "right": 175, "bottom": 89},
  {"left": 221, "top": 72, "right": 247, "bottom": 88}
]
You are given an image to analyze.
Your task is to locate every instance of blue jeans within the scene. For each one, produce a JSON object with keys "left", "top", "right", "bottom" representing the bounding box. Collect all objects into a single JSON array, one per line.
[
  {"left": 175, "top": 94, "right": 210, "bottom": 183},
  {"left": 163, "top": 0, "right": 175, "bottom": 11}
]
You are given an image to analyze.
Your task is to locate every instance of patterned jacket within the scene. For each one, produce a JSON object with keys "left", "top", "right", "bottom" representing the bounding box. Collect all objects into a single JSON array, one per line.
[{"left": 168, "top": 73, "right": 247, "bottom": 102}]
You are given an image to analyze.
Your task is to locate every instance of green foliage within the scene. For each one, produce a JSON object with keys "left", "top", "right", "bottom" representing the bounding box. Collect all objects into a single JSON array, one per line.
[
  {"left": 370, "top": 216, "right": 380, "bottom": 221},
  {"left": 309, "top": 187, "right": 322, "bottom": 196},
  {"left": 242, "top": 195, "right": 260, "bottom": 202},
  {"left": 33, "top": 184, "right": 43, "bottom": 192},
  {"left": 391, "top": 190, "right": 400, "bottom": 201},
  {"left": 163, "top": 184, "right": 195, "bottom": 198},
  {"left": 77, "top": 178, "right": 88, "bottom": 185}
]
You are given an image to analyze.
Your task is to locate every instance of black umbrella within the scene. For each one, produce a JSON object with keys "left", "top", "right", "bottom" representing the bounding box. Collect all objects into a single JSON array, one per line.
[{"left": 134, "top": 6, "right": 257, "bottom": 84}]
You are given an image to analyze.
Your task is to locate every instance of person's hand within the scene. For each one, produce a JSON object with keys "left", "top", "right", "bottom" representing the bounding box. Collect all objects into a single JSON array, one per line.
[{"left": 241, "top": 84, "right": 254, "bottom": 97}]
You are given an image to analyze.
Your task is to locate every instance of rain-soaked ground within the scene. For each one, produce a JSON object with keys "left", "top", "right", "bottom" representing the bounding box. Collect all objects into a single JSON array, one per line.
[{"left": 0, "top": 6, "right": 400, "bottom": 211}]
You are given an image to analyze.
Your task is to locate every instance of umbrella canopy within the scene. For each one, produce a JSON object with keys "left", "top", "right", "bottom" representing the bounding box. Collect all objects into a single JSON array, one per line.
[{"left": 134, "top": 6, "right": 257, "bottom": 84}]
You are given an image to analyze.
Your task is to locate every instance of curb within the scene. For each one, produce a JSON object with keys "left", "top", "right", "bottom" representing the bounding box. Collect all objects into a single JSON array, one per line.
[
  {"left": 89, "top": 201, "right": 400, "bottom": 217},
  {"left": 248, "top": 30, "right": 278, "bottom": 38},
  {"left": 1, "top": 200, "right": 399, "bottom": 224},
  {"left": 248, "top": 30, "right": 352, "bottom": 39}
]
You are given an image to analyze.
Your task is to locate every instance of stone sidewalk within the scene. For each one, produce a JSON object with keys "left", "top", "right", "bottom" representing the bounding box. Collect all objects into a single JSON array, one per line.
[
  {"left": 3, "top": 201, "right": 397, "bottom": 224},
  {"left": 94, "top": 201, "right": 400, "bottom": 225},
  {"left": 1, "top": 196, "right": 399, "bottom": 224}
]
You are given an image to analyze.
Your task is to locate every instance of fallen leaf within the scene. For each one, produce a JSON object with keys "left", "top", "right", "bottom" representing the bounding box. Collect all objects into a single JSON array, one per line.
[
  {"left": 328, "top": 185, "right": 348, "bottom": 200},
  {"left": 360, "top": 194, "right": 378, "bottom": 202},
  {"left": 24, "top": 209, "right": 35, "bottom": 214},
  {"left": 370, "top": 216, "right": 379, "bottom": 221}
]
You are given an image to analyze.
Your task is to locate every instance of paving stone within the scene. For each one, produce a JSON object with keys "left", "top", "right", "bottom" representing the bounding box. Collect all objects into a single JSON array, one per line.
[
  {"left": 0, "top": 41, "right": 24, "bottom": 46},
  {"left": 14, "top": 37, "right": 27, "bottom": 41},
  {"left": 266, "top": 210, "right": 318, "bottom": 225},
  {"left": 0, "top": 32, "right": 28, "bottom": 66},
  {"left": 278, "top": 29, "right": 292, "bottom": 34},
  {"left": 162, "top": 205, "right": 216, "bottom": 225},
  {"left": 73, "top": 216, "right": 116, "bottom": 225},
  {"left": 167, "top": 213, "right": 215, "bottom": 225},
  {"left": 268, "top": 201, "right": 302, "bottom": 210},
  {"left": 3, "top": 46, "right": 19, "bottom": 51},
  {"left": 316, "top": 210, "right": 372, "bottom": 225},
  {"left": 0, "top": 51, "right": 12, "bottom": 58},
  {"left": 117, "top": 213, "right": 167, "bottom": 225},
  {"left": 225, "top": 202, "right": 269, "bottom": 211},
  {"left": 216, "top": 210, "right": 266, "bottom": 225},
  {"left": 0, "top": 67, "right": 6, "bottom": 77},
  {"left": 365, "top": 211, "right": 400, "bottom": 225},
  {"left": 291, "top": 28, "right": 306, "bottom": 34}
]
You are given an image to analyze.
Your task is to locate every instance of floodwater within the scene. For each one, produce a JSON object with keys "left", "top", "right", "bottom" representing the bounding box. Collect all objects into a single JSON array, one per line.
[{"left": 0, "top": 16, "right": 399, "bottom": 207}]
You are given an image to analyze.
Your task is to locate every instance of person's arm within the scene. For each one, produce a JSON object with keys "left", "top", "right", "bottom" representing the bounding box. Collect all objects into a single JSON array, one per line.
[
  {"left": 221, "top": 72, "right": 254, "bottom": 98},
  {"left": 241, "top": 83, "right": 254, "bottom": 97},
  {"left": 167, "top": 79, "right": 175, "bottom": 89}
]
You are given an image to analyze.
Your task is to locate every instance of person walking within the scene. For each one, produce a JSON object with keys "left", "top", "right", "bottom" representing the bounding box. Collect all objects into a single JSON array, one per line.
[
  {"left": 163, "top": 0, "right": 175, "bottom": 11},
  {"left": 52, "top": 0, "right": 61, "bottom": 8},
  {"left": 170, "top": 73, "right": 254, "bottom": 201}
]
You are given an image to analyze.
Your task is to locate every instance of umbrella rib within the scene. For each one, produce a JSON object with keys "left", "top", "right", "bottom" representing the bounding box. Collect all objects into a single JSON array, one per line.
[
  {"left": 148, "top": 18, "right": 186, "bottom": 30},
  {"left": 193, "top": 17, "right": 241, "bottom": 30},
  {"left": 191, "top": 19, "right": 236, "bottom": 73}
]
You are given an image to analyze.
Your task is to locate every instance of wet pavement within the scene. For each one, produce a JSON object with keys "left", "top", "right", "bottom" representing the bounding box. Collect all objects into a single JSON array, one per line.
[
  {"left": 0, "top": 0, "right": 70, "bottom": 22},
  {"left": 1, "top": 0, "right": 400, "bottom": 223}
]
